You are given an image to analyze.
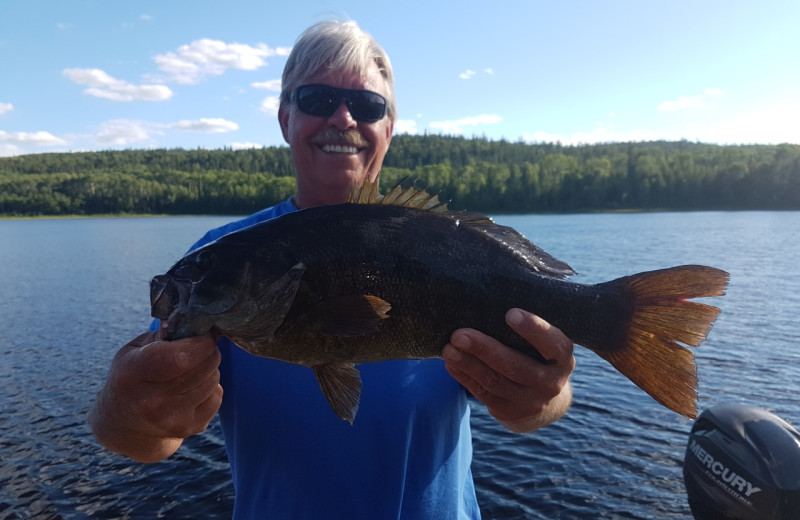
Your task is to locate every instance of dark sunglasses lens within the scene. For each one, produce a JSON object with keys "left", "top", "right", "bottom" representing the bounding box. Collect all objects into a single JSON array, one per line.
[
  {"left": 296, "top": 85, "right": 338, "bottom": 117},
  {"left": 347, "top": 91, "right": 387, "bottom": 122},
  {"left": 295, "top": 85, "right": 387, "bottom": 122}
]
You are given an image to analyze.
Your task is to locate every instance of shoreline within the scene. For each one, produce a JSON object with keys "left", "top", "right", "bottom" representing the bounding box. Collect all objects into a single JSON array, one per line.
[{"left": 5, "top": 207, "right": 800, "bottom": 221}]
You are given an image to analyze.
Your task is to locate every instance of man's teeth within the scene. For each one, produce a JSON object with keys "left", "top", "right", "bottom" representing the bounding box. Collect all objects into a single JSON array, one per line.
[{"left": 322, "top": 144, "right": 358, "bottom": 153}]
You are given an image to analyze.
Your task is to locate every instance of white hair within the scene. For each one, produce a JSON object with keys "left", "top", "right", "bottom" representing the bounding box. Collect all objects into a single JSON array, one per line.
[{"left": 280, "top": 20, "right": 396, "bottom": 121}]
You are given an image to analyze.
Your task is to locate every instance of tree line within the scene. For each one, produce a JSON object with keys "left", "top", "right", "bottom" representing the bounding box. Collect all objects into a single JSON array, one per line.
[{"left": 1, "top": 135, "right": 798, "bottom": 216}]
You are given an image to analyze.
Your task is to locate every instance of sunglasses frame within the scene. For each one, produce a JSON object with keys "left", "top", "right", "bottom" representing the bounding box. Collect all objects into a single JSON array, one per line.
[{"left": 291, "top": 84, "right": 388, "bottom": 123}]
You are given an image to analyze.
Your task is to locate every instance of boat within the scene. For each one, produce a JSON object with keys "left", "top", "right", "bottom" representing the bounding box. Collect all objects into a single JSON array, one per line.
[{"left": 683, "top": 403, "right": 800, "bottom": 519}]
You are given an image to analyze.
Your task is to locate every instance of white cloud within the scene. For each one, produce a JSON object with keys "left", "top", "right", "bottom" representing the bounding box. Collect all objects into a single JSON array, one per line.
[
  {"left": 259, "top": 95, "right": 280, "bottom": 115},
  {"left": 252, "top": 79, "right": 282, "bottom": 91},
  {"left": 0, "top": 102, "right": 13, "bottom": 115},
  {"left": 154, "top": 39, "right": 291, "bottom": 84},
  {"left": 523, "top": 127, "right": 663, "bottom": 145},
  {"left": 429, "top": 114, "right": 502, "bottom": 134},
  {"left": 0, "top": 144, "right": 21, "bottom": 157},
  {"left": 521, "top": 98, "right": 800, "bottom": 145},
  {"left": 703, "top": 87, "right": 724, "bottom": 97},
  {"left": 170, "top": 118, "right": 239, "bottom": 133},
  {"left": 394, "top": 119, "right": 418, "bottom": 135},
  {"left": 686, "top": 101, "right": 800, "bottom": 144},
  {"left": 657, "top": 88, "right": 725, "bottom": 112},
  {"left": 123, "top": 14, "right": 153, "bottom": 28},
  {"left": 96, "top": 120, "right": 158, "bottom": 146},
  {"left": 63, "top": 68, "right": 173, "bottom": 102},
  {"left": 230, "top": 142, "right": 264, "bottom": 150},
  {"left": 0, "top": 130, "right": 68, "bottom": 146},
  {"left": 460, "top": 68, "right": 494, "bottom": 79},
  {"left": 93, "top": 117, "right": 241, "bottom": 146}
]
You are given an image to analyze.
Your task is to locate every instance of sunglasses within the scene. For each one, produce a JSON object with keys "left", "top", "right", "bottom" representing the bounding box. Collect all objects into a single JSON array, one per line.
[{"left": 291, "top": 84, "right": 388, "bottom": 123}]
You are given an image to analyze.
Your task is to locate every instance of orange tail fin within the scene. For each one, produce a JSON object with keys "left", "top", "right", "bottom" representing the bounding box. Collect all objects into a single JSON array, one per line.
[{"left": 595, "top": 265, "right": 729, "bottom": 419}]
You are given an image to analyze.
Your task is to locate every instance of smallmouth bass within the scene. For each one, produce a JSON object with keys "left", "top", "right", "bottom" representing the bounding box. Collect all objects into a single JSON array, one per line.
[{"left": 151, "top": 180, "right": 729, "bottom": 423}]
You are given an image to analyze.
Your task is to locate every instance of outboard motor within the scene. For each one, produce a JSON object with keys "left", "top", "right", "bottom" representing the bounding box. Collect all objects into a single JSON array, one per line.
[{"left": 683, "top": 403, "right": 800, "bottom": 519}]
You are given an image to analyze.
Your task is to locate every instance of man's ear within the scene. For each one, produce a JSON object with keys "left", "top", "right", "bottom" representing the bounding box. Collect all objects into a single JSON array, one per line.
[
  {"left": 385, "top": 120, "right": 394, "bottom": 145},
  {"left": 278, "top": 104, "right": 291, "bottom": 144}
]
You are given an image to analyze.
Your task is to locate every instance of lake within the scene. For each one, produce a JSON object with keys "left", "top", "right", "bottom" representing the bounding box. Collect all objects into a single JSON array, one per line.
[{"left": 1, "top": 211, "right": 798, "bottom": 519}]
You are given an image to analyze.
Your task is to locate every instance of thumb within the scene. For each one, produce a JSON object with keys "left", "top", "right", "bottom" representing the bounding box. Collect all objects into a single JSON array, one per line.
[{"left": 131, "top": 334, "right": 218, "bottom": 383}]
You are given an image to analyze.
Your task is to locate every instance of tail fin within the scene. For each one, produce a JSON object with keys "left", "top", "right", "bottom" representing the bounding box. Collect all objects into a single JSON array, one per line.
[{"left": 595, "top": 265, "right": 729, "bottom": 419}]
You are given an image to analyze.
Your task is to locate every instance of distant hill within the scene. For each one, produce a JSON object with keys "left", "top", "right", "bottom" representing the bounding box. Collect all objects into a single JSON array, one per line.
[{"left": 1, "top": 135, "right": 798, "bottom": 215}]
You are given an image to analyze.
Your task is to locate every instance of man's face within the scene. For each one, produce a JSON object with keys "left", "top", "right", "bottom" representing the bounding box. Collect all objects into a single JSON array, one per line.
[{"left": 279, "top": 62, "right": 394, "bottom": 208}]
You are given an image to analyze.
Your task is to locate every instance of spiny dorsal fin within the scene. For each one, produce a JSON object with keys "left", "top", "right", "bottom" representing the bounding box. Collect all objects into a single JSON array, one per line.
[
  {"left": 349, "top": 177, "right": 381, "bottom": 204},
  {"left": 350, "top": 177, "right": 573, "bottom": 278},
  {"left": 348, "top": 178, "right": 449, "bottom": 213}
]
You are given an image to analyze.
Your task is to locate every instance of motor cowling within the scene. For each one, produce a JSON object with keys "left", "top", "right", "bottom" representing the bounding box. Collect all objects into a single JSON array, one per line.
[{"left": 683, "top": 403, "right": 800, "bottom": 519}]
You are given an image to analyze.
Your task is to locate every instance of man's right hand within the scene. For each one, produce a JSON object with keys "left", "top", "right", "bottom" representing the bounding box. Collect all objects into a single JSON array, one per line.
[{"left": 89, "top": 331, "right": 223, "bottom": 463}]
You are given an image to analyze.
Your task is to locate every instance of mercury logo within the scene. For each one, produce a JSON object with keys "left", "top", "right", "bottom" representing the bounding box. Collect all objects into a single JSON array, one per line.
[{"left": 689, "top": 439, "right": 762, "bottom": 498}]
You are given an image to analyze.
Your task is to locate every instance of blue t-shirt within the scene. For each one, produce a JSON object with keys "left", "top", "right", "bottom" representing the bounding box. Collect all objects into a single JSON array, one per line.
[{"left": 179, "top": 198, "right": 481, "bottom": 520}]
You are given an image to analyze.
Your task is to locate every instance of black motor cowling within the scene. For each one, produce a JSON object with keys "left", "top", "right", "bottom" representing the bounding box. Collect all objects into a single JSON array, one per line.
[{"left": 683, "top": 403, "right": 800, "bottom": 519}]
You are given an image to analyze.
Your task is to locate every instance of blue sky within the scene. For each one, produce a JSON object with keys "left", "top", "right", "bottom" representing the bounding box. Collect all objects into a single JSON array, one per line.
[{"left": 1, "top": 0, "right": 798, "bottom": 157}]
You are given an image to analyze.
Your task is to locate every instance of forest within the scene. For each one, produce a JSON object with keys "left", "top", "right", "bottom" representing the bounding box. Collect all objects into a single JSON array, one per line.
[{"left": 1, "top": 135, "right": 798, "bottom": 216}]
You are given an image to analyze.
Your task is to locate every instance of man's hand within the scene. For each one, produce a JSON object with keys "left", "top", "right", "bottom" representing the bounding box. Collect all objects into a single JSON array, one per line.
[
  {"left": 443, "top": 309, "right": 575, "bottom": 433},
  {"left": 89, "top": 331, "right": 223, "bottom": 463}
]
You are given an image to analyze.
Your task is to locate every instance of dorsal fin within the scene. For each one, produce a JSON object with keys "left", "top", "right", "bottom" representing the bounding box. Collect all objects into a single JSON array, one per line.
[
  {"left": 349, "top": 177, "right": 380, "bottom": 204},
  {"left": 348, "top": 178, "right": 449, "bottom": 213},
  {"left": 348, "top": 177, "right": 574, "bottom": 278}
]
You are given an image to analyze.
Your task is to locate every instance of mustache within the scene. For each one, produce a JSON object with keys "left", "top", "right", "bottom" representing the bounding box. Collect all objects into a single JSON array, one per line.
[{"left": 310, "top": 129, "right": 368, "bottom": 148}]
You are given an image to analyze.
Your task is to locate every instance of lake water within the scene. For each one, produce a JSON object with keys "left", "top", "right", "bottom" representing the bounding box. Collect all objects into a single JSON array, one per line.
[{"left": 1, "top": 211, "right": 798, "bottom": 519}]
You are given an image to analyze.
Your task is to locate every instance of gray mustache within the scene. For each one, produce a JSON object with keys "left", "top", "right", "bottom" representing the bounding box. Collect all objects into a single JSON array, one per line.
[{"left": 311, "top": 130, "right": 367, "bottom": 147}]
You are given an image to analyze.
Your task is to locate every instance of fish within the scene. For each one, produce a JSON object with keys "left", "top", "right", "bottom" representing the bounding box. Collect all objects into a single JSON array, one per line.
[{"left": 150, "top": 179, "right": 729, "bottom": 424}]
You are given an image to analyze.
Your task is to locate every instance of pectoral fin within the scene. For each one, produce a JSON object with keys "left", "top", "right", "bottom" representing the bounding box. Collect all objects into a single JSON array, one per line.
[
  {"left": 313, "top": 363, "right": 363, "bottom": 424},
  {"left": 221, "top": 262, "right": 307, "bottom": 341},
  {"left": 311, "top": 295, "right": 391, "bottom": 337}
]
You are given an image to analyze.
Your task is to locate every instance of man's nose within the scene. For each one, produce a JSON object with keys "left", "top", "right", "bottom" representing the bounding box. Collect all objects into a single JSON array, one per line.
[{"left": 327, "top": 99, "right": 357, "bottom": 128}]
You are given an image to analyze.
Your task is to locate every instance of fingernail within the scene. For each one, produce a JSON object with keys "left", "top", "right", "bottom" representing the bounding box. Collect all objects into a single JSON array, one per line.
[
  {"left": 506, "top": 309, "right": 524, "bottom": 326},
  {"left": 452, "top": 333, "right": 470, "bottom": 349}
]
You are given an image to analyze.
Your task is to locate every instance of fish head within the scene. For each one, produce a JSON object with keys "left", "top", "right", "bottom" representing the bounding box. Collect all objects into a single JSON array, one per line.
[{"left": 150, "top": 243, "right": 248, "bottom": 340}]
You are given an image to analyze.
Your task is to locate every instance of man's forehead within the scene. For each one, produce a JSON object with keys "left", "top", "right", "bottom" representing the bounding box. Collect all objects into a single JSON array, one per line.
[{"left": 303, "top": 63, "right": 387, "bottom": 91}]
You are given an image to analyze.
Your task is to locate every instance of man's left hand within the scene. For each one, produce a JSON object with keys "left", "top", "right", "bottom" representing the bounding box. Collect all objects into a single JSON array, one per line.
[{"left": 443, "top": 308, "right": 575, "bottom": 433}]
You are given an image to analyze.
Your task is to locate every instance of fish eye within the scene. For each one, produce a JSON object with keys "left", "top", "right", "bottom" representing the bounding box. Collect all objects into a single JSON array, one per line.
[{"left": 195, "top": 250, "right": 217, "bottom": 270}]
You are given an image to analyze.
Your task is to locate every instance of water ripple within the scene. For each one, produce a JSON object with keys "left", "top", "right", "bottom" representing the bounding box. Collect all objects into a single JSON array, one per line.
[{"left": 1, "top": 212, "right": 798, "bottom": 518}]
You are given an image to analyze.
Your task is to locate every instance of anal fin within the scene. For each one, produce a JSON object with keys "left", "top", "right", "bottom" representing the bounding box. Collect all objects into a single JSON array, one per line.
[{"left": 313, "top": 363, "right": 363, "bottom": 424}]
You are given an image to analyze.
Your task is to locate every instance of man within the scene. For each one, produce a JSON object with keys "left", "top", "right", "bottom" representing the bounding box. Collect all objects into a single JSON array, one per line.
[{"left": 90, "top": 20, "right": 575, "bottom": 519}]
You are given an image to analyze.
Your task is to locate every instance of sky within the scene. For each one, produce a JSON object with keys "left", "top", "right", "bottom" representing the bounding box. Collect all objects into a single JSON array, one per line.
[{"left": 1, "top": 0, "right": 799, "bottom": 157}]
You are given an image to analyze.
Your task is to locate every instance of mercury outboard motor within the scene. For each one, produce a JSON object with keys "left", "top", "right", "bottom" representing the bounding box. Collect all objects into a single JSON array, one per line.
[{"left": 683, "top": 403, "right": 800, "bottom": 519}]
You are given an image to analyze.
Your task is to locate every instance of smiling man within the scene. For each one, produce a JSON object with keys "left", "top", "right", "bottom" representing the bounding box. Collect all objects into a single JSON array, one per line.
[
  {"left": 279, "top": 62, "right": 394, "bottom": 207},
  {"left": 90, "top": 20, "right": 574, "bottom": 519}
]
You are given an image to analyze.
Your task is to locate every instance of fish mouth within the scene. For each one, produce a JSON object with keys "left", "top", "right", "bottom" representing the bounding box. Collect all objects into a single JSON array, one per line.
[
  {"left": 150, "top": 264, "right": 247, "bottom": 340},
  {"left": 150, "top": 274, "right": 177, "bottom": 319},
  {"left": 158, "top": 307, "right": 189, "bottom": 341},
  {"left": 150, "top": 274, "right": 191, "bottom": 340}
]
